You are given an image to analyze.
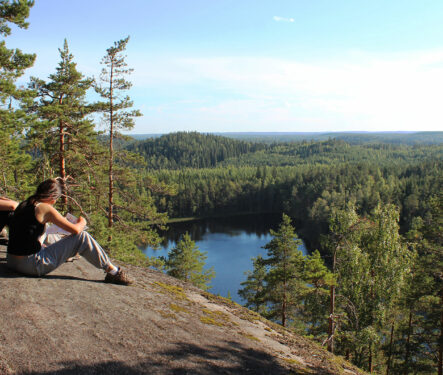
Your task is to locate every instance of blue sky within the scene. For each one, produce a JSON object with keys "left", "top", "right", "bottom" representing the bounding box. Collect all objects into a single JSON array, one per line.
[{"left": 6, "top": 0, "right": 443, "bottom": 133}]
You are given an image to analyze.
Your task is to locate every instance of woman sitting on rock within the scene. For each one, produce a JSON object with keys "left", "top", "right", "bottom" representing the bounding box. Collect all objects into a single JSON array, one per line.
[{"left": 6, "top": 178, "right": 132, "bottom": 285}]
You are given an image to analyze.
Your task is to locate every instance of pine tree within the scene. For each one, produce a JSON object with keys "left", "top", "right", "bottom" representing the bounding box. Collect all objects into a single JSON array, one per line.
[
  {"left": 165, "top": 232, "right": 215, "bottom": 290},
  {"left": 263, "top": 213, "right": 305, "bottom": 327},
  {"left": 28, "top": 39, "right": 99, "bottom": 209},
  {"left": 0, "top": 0, "right": 35, "bottom": 197},
  {"left": 303, "top": 250, "right": 335, "bottom": 338},
  {"left": 95, "top": 36, "right": 142, "bottom": 231}
]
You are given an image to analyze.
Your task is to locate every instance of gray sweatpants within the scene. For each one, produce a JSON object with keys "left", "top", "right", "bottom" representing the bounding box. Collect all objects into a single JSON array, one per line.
[{"left": 7, "top": 231, "right": 111, "bottom": 276}]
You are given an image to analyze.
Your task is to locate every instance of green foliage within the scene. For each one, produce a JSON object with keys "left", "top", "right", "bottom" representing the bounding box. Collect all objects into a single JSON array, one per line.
[
  {"left": 164, "top": 232, "right": 215, "bottom": 290},
  {"left": 329, "top": 205, "right": 412, "bottom": 372},
  {"left": 302, "top": 250, "right": 334, "bottom": 338},
  {"left": 0, "top": 0, "right": 34, "bottom": 36},
  {"left": 238, "top": 255, "right": 267, "bottom": 315},
  {"left": 0, "top": 0, "right": 35, "bottom": 198},
  {"left": 388, "top": 196, "right": 442, "bottom": 374}
]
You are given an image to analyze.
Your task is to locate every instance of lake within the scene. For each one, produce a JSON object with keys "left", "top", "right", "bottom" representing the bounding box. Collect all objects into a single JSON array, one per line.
[{"left": 142, "top": 213, "right": 308, "bottom": 304}]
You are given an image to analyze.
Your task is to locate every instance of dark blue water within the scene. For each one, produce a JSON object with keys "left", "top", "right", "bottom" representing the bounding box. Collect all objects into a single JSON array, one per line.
[{"left": 142, "top": 214, "right": 307, "bottom": 304}]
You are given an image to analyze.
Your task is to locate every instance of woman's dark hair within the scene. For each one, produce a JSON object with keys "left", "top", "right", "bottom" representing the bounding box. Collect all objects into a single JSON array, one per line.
[{"left": 25, "top": 178, "right": 63, "bottom": 206}]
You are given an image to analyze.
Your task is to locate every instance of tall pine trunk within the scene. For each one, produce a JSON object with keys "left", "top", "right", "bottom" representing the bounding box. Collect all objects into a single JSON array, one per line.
[
  {"left": 386, "top": 321, "right": 395, "bottom": 375},
  {"left": 58, "top": 96, "right": 67, "bottom": 210},
  {"left": 439, "top": 290, "right": 442, "bottom": 375},
  {"left": 282, "top": 281, "right": 287, "bottom": 327},
  {"left": 108, "top": 122, "right": 113, "bottom": 228},
  {"left": 108, "top": 63, "right": 114, "bottom": 238}
]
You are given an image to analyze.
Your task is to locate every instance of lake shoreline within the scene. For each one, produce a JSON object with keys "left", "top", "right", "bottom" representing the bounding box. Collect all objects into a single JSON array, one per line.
[
  {"left": 165, "top": 211, "right": 313, "bottom": 255},
  {"left": 166, "top": 210, "right": 282, "bottom": 224}
]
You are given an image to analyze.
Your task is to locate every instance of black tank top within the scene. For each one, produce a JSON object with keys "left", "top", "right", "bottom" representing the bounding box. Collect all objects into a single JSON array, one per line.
[{"left": 8, "top": 201, "right": 45, "bottom": 256}]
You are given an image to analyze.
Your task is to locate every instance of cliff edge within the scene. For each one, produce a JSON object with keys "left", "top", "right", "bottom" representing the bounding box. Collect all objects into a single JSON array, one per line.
[{"left": 0, "top": 245, "right": 366, "bottom": 375}]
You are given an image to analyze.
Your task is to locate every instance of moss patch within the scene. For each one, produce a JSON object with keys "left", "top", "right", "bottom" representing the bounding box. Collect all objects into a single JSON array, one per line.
[
  {"left": 199, "top": 308, "right": 235, "bottom": 327},
  {"left": 158, "top": 310, "right": 176, "bottom": 319},
  {"left": 201, "top": 292, "right": 241, "bottom": 309},
  {"left": 239, "top": 332, "right": 261, "bottom": 342},
  {"left": 200, "top": 315, "right": 223, "bottom": 326},
  {"left": 236, "top": 309, "right": 262, "bottom": 323},
  {"left": 202, "top": 308, "right": 230, "bottom": 321},
  {"left": 284, "top": 358, "right": 302, "bottom": 365},
  {"left": 170, "top": 303, "right": 191, "bottom": 314},
  {"left": 153, "top": 281, "right": 189, "bottom": 300}
]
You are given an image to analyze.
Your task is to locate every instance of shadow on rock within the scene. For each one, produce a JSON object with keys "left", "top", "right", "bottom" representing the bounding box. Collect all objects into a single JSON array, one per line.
[
  {"left": 0, "top": 249, "right": 19, "bottom": 278},
  {"left": 19, "top": 340, "right": 305, "bottom": 375}
]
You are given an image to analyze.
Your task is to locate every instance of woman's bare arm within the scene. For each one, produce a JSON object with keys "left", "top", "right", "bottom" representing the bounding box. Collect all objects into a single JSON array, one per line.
[
  {"left": 0, "top": 197, "right": 18, "bottom": 211},
  {"left": 36, "top": 203, "right": 86, "bottom": 234}
]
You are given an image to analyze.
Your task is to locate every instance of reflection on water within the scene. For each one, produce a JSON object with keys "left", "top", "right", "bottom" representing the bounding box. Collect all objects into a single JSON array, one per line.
[
  {"left": 143, "top": 213, "right": 307, "bottom": 304},
  {"left": 158, "top": 213, "right": 282, "bottom": 248}
]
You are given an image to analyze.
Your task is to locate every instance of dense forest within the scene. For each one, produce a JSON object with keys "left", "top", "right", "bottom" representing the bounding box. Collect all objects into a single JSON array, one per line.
[
  {"left": 127, "top": 131, "right": 266, "bottom": 169},
  {"left": 0, "top": 2, "right": 441, "bottom": 374}
]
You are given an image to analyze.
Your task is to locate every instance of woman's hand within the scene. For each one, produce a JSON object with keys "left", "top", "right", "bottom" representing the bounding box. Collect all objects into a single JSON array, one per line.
[{"left": 76, "top": 216, "right": 87, "bottom": 231}]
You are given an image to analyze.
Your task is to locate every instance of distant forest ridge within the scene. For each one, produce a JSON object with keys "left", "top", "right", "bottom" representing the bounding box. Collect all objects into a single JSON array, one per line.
[
  {"left": 126, "top": 131, "right": 443, "bottom": 170},
  {"left": 128, "top": 131, "right": 443, "bottom": 145}
]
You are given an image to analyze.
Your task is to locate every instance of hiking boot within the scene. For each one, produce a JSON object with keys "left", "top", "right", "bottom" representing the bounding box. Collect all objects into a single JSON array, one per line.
[{"left": 104, "top": 268, "right": 133, "bottom": 285}]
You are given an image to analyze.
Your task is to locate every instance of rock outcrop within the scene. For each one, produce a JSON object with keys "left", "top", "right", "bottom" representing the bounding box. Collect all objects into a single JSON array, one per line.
[{"left": 0, "top": 246, "right": 366, "bottom": 375}]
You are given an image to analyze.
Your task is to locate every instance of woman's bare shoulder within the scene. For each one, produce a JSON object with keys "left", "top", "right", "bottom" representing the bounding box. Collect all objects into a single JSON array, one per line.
[
  {"left": 34, "top": 202, "right": 57, "bottom": 220},
  {"left": 35, "top": 202, "right": 53, "bottom": 211},
  {"left": 35, "top": 202, "right": 56, "bottom": 215}
]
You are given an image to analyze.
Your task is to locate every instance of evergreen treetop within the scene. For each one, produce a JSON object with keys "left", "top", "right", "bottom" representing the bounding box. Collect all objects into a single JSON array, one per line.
[{"left": 165, "top": 232, "right": 215, "bottom": 290}]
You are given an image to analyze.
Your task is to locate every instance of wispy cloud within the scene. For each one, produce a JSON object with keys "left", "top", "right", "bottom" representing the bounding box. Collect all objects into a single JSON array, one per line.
[{"left": 273, "top": 16, "right": 294, "bottom": 23}]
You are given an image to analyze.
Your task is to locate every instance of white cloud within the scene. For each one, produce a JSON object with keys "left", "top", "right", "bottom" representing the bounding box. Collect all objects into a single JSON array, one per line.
[
  {"left": 273, "top": 16, "right": 294, "bottom": 23},
  {"left": 133, "top": 49, "right": 443, "bottom": 132}
]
